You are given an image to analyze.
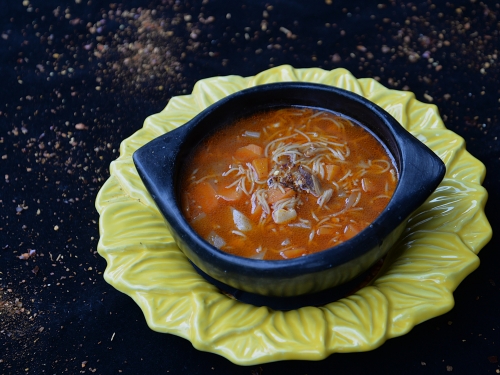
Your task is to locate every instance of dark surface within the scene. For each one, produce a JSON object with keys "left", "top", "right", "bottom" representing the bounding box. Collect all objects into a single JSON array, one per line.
[{"left": 1, "top": 0, "right": 498, "bottom": 374}]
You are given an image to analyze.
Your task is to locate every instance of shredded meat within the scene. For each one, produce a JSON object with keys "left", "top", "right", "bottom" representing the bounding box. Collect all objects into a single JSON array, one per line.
[
  {"left": 267, "top": 162, "right": 323, "bottom": 197},
  {"left": 297, "top": 165, "right": 322, "bottom": 196}
]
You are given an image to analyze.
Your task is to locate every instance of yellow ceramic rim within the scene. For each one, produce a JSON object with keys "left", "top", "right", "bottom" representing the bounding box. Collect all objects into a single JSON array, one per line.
[{"left": 95, "top": 65, "right": 492, "bottom": 365}]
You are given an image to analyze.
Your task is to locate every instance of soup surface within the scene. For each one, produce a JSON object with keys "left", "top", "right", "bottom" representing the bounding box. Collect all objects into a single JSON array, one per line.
[{"left": 180, "top": 107, "right": 398, "bottom": 260}]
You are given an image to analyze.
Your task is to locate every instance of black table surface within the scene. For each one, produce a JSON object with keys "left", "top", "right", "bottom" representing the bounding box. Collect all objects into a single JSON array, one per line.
[{"left": 1, "top": 1, "right": 499, "bottom": 374}]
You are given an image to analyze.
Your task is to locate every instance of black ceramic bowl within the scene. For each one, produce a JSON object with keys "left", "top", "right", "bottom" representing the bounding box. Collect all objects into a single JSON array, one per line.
[{"left": 133, "top": 82, "right": 445, "bottom": 303}]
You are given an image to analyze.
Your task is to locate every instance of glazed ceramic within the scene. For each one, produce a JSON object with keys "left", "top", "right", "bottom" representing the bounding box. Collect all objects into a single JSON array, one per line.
[
  {"left": 132, "top": 82, "right": 446, "bottom": 298},
  {"left": 95, "top": 65, "right": 491, "bottom": 364}
]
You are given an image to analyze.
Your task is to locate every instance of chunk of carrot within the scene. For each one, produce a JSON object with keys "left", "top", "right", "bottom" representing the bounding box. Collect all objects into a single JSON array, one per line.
[
  {"left": 216, "top": 185, "right": 242, "bottom": 202},
  {"left": 325, "top": 164, "right": 341, "bottom": 181},
  {"left": 190, "top": 181, "right": 218, "bottom": 213},
  {"left": 234, "top": 144, "right": 263, "bottom": 161},
  {"left": 251, "top": 157, "right": 269, "bottom": 180},
  {"left": 266, "top": 187, "right": 295, "bottom": 204}
]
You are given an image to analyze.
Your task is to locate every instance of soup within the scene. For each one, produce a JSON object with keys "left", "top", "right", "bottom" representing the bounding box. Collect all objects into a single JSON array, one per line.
[{"left": 180, "top": 107, "right": 398, "bottom": 260}]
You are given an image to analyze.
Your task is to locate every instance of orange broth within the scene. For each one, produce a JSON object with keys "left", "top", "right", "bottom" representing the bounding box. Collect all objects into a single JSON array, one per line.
[{"left": 180, "top": 107, "right": 398, "bottom": 260}]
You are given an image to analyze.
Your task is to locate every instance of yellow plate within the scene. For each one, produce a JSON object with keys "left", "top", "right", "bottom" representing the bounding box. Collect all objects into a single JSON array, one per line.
[{"left": 95, "top": 65, "right": 492, "bottom": 365}]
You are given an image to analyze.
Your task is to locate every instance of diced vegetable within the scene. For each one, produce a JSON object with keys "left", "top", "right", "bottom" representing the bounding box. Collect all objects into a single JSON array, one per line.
[
  {"left": 231, "top": 207, "right": 252, "bottom": 231},
  {"left": 190, "top": 181, "right": 218, "bottom": 213},
  {"left": 216, "top": 185, "right": 242, "bottom": 201},
  {"left": 251, "top": 157, "right": 269, "bottom": 180},
  {"left": 272, "top": 208, "right": 297, "bottom": 224},
  {"left": 206, "top": 231, "right": 226, "bottom": 249},
  {"left": 234, "top": 144, "right": 263, "bottom": 161},
  {"left": 266, "top": 187, "right": 295, "bottom": 204}
]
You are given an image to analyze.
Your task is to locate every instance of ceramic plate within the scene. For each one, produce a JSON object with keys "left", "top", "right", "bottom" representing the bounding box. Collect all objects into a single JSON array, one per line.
[{"left": 95, "top": 65, "right": 492, "bottom": 365}]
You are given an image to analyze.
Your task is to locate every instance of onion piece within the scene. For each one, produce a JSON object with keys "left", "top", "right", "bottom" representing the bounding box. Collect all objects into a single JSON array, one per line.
[
  {"left": 206, "top": 231, "right": 226, "bottom": 249},
  {"left": 272, "top": 208, "right": 297, "bottom": 224},
  {"left": 231, "top": 207, "right": 252, "bottom": 231},
  {"left": 317, "top": 188, "right": 333, "bottom": 208}
]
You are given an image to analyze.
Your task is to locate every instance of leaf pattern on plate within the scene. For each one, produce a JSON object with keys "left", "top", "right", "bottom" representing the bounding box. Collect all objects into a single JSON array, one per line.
[
  {"left": 192, "top": 75, "right": 252, "bottom": 109},
  {"left": 375, "top": 231, "right": 479, "bottom": 336},
  {"left": 95, "top": 66, "right": 492, "bottom": 365}
]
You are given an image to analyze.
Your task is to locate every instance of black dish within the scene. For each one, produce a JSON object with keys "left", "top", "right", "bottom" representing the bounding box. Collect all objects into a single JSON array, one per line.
[
  {"left": 133, "top": 82, "right": 446, "bottom": 299},
  {"left": 190, "top": 258, "right": 385, "bottom": 311}
]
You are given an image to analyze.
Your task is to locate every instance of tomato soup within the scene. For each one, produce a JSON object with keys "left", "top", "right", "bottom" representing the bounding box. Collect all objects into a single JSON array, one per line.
[{"left": 180, "top": 107, "right": 398, "bottom": 260}]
